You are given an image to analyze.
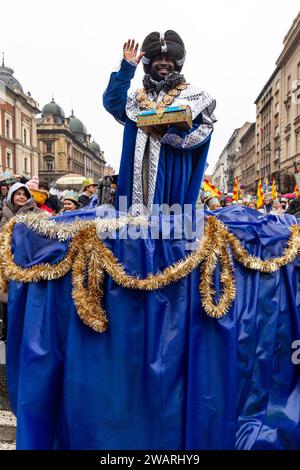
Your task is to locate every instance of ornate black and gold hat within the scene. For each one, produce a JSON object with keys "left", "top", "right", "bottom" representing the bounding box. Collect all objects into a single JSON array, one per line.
[{"left": 141, "top": 30, "right": 186, "bottom": 73}]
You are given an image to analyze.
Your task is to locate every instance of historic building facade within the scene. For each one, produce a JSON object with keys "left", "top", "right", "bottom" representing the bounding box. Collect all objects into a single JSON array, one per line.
[
  {"left": 276, "top": 12, "right": 300, "bottom": 191},
  {"left": 255, "top": 68, "right": 281, "bottom": 189},
  {"left": 240, "top": 123, "right": 256, "bottom": 193},
  {"left": 254, "top": 12, "right": 300, "bottom": 193},
  {"left": 214, "top": 123, "right": 252, "bottom": 193},
  {"left": 103, "top": 164, "right": 116, "bottom": 177},
  {"left": 37, "top": 99, "right": 106, "bottom": 185},
  {"left": 212, "top": 139, "right": 230, "bottom": 194},
  {"left": 213, "top": 12, "right": 300, "bottom": 195},
  {"left": 0, "top": 58, "right": 39, "bottom": 177}
]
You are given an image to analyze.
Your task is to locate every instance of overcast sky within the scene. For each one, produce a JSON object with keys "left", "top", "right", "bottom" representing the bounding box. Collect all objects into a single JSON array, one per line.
[{"left": 1, "top": 0, "right": 299, "bottom": 173}]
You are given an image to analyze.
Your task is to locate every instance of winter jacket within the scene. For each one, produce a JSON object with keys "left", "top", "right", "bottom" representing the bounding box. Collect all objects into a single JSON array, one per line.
[{"left": 0, "top": 182, "right": 40, "bottom": 230}]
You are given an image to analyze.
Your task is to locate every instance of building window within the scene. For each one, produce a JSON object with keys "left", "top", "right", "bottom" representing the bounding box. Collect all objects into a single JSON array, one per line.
[
  {"left": 24, "top": 158, "right": 28, "bottom": 174},
  {"left": 6, "top": 151, "right": 11, "bottom": 169},
  {"left": 24, "top": 129, "right": 27, "bottom": 145},
  {"left": 296, "top": 131, "right": 300, "bottom": 153},
  {"left": 286, "top": 137, "right": 291, "bottom": 159},
  {"left": 5, "top": 119, "right": 10, "bottom": 139},
  {"left": 44, "top": 157, "right": 54, "bottom": 171},
  {"left": 287, "top": 75, "right": 291, "bottom": 92},
  {"left": 45, "top": 142, "right": 52, "bottom": 153}
]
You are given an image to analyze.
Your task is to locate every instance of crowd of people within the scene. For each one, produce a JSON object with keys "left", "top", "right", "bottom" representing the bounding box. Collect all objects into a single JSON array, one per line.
[
  {"left": 201, "top": 191, "right": 300, "bottom": 218},
  {"left": 0, "top": 174, "right": 100, "bottom": 221},
  {"left": 0, "top": 173, "right": 100, "bottom": 343}
]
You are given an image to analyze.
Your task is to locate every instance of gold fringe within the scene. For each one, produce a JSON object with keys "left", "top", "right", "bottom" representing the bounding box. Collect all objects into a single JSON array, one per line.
[{"left": 0, "top": 215, "right": 299, "bottom": 331}]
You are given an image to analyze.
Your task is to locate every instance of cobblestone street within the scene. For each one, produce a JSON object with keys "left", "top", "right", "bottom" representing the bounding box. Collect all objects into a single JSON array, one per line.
[
  {"left": 0, "top": 343, "right": 16, "bottom": 450},
  {"left": 0, "top": 342, "right": 5, "bottom": 366}
]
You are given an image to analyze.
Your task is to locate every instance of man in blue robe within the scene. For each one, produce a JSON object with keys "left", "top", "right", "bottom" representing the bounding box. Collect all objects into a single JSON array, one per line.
[{"left": 103, "top": 30, "right": 216, "bottom": 212}]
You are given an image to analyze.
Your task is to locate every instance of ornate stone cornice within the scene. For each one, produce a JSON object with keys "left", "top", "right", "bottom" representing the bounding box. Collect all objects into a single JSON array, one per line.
[{"left": 276, "top": 14, "right": 300, "bottom": 66}]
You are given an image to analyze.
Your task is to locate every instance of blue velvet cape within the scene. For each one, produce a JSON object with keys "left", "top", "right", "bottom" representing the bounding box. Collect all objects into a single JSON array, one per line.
[
  {"left": 103, "top": 60, "right": 212, "bottom": 209},
  {"left": 6, "top": 205, "right": 300, "bottom": 450}
]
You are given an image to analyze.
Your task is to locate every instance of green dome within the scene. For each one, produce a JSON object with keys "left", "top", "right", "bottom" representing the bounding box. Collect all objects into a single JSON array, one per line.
[
  {"left": 42, "top": 98, "right": 65, "bottom": 123},
  {"left": 90, "top": 140, "right": 101, "bottom": 154},
  {"left": 68, "top": 111, "right": 87, "bottom": 139},
  {"left": 0, "top": 64, "right": 23, "bottom": 93}
]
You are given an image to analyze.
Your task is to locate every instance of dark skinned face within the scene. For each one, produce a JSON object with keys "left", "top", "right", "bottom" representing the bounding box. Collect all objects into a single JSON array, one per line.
[{"left": 150, "top": 55, "right": 176, "bottom": 81}]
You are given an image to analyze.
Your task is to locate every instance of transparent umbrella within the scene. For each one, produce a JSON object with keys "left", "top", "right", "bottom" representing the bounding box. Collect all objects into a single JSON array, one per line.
[{"left": 55, "top": 174, "right": 86, "bottom": 190}]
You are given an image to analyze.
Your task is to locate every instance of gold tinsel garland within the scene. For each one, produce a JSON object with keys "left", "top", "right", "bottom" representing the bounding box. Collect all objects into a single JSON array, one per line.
[
  {"left": 0, "top": 218, "right": 77, "bottom": 283},
  {"left": 71, "top": 236, "right": 108, "bottom": 333},
  {"left": 0, "top": 214, "right": 299, "bottom": 332},
  {"left": 15, "top": 212, "right": 149, "bottom": 241},
  {"left": 199, "top": 217, "right": 236, "bottom": 318},
  {"left": 225, "top": 223, "right": 300, "bottom": 272}
]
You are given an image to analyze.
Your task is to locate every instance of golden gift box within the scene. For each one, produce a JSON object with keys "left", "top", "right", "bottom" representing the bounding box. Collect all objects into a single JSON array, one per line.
[{"left": 137, "top": 105, "right": 193, "bottom": 131}]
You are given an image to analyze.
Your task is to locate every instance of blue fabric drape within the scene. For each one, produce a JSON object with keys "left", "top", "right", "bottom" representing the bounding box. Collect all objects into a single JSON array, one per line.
[{"left": 5, "top": 205, "right": 300, "bottom": 449}]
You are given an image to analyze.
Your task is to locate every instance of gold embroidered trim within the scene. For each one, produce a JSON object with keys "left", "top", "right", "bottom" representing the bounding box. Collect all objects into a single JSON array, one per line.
[{"left": 136, "top": 83, "right": 188, "bottom": 117}]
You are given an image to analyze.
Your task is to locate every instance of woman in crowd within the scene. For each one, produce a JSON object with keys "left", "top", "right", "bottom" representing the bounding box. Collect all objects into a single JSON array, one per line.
[
  {"left": 270, "top": 198, "right": 286, "bottom": 215},
  {"left": 246, "top": 200, "right": 257, "bottom": 210},
  {"left": 0, "top": 182, "right": 39, "bottom": 229},
  {"left": 0, "top": 182, "right": 39, "bottom": 341},
  {"left": 60, "top": 191, "right": 81, "bottom": 212}
]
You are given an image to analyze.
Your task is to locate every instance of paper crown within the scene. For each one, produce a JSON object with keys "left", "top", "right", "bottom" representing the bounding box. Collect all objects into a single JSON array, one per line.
[
  {"left": 63, "top": 190, "right": 80, "bottom": 205},
  {"left": 0, "top": 171, "right": 18, "bottom": 186},
  {"left": 82, "top": 178, "right": 97, "bottom": 188}
]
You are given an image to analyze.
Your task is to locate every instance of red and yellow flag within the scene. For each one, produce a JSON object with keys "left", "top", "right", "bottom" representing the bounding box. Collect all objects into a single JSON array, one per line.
[
  {"left": 294, "top": 166, "right": 300, "bottom": 194},
  {"left": 202, "top": 178, "right": 222, "bottom": 198},
  {"left": 232, "top": 176, "right": 239, "bottom": 202},
  {"left": 257, "top": 179, "right": 264, "bottom": 209},
  {"left": 271, "top": 177, "right": 278, "bottom": 200}
]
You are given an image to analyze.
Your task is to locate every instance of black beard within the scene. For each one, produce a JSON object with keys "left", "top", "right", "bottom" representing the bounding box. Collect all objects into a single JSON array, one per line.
[{"left": 143, "top": 72, "right": 186, "bottom": 94}]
